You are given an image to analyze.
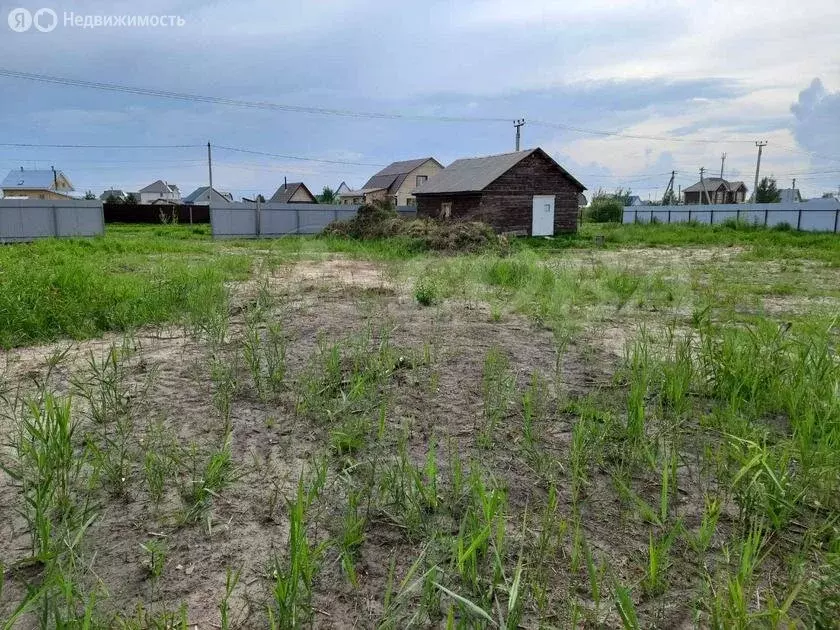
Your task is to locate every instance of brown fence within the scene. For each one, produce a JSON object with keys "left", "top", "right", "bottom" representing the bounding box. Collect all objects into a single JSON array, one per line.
[{"left": 103, "top": 203, "right": 210, "bottom": 224}]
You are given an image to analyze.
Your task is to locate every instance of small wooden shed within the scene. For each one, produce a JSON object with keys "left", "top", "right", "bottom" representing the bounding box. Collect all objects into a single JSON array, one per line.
[{"left": 413, "top": 148, "right": 585, "bottom": 235}]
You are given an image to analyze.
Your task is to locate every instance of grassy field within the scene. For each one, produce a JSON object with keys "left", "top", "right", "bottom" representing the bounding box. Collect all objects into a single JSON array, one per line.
[{"left": 0, "top": 223, "right": 838, "bottom": 628}]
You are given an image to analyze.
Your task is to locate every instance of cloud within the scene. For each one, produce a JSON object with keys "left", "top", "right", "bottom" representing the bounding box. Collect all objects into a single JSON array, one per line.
[
  {"left": 0, "top": 1, "right": 838, "bottom": 198},
  {"left": 791, "top": 78, "right": 840, "bottom": 157}
]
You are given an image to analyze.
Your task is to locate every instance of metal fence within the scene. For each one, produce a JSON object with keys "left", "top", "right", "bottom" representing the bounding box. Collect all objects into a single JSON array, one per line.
[
  {"left": 0, "top": 199, "right": 105, "bottom": 243},
  {"left": 210, "top": 203, "right": 417, "bottom": 238},
  {"left": 623, "top": 199, "right": 840, "bottom": 233}
]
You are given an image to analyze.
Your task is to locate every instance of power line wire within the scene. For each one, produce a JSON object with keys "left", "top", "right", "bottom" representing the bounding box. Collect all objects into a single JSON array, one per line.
[
  {"left": 213, "top": 145, "right": 386, "bottom": 167},
  {"left": 0, "top": 68, "right": 813, "bottom": 148},
  {"left": 0, "top": 142, "right": 201, "bottom": 149}
]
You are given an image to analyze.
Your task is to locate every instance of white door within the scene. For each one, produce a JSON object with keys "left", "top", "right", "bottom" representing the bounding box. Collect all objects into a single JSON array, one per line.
[{"left": 532, "top": 195, "right": 555, "bottom": 236}]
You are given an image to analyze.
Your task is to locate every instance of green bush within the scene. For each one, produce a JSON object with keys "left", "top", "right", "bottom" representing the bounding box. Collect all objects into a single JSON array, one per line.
[
  {"left": 585, "top": 197, "right": 623, "bottom": 223},
  {"left": 414, "top": 276, "right": 439, "bottom": 306},
  {"left": 323, "top": 202, "right": 498, "bottom": 253}
]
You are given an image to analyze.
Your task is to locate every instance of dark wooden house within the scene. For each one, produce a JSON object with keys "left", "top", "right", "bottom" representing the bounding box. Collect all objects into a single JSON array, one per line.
[
  {"left": 413, "top": 148, "right": 585, "bottom": 235},
  {"left": 268, "top": 181, "right": 318, "bottom": 204},
  {"left": 683, "top": 178, "right": 748, "bottom": 205}
]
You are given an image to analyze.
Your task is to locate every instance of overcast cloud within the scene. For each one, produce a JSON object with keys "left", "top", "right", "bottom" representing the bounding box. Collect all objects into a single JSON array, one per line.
[{"left": 0, "top": 0, "right": 838, "bottom": 199}]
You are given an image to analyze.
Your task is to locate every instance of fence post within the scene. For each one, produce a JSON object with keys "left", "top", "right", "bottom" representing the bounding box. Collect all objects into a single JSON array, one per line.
[
  {"left": 764, "top": 206, "right": 769, "bottom": 227},
  {"left": 295, "top": 208, "right": 300, "bottom": 234},
  {"left": 711, "top": 207, "right": 715, "bottom": 225},
  {"left": 334, "top": 207, "right": 339, "bottom": 222},
  {"left": 688, "top": 207, "right": 692, "bottom": 223},
  {"left": 255, "top": 200, "right": 261, "bottom": 237},
  {"left": 667, "top": 208, "right": 671, "bottom": 224},
  {"left": 797, "top": 209, "right": 802, "bottom": 231},
  {"left": 51, "top": 204, "right": 59, "bottom": 237},
  {"left": 835, "top": 209, "right": 839, "bottom": 234}
]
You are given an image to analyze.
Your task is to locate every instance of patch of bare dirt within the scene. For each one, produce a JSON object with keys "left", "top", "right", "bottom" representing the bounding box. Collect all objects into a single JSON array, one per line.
[{"left": 0, "top": 258, "right": 730, "bottom": 628}]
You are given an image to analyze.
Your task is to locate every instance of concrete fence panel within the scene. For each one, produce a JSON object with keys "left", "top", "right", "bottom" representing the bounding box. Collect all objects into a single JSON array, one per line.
[
  {"left": 210, "top": 203, "right": 417, "bottom": 238},
  {"left": 623, "top": 200, "right": 840, "bottom": 233},
  {"left": 0, "top": 199, "right": 104, "bottom": 242}
]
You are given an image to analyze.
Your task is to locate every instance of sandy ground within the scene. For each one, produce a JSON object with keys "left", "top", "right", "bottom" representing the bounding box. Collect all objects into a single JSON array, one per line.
[{"left": 0, "top": 254, "right": 780, "bottom": 627}]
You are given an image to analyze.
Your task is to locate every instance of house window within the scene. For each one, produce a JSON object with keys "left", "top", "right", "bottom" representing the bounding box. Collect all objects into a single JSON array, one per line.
[
  {"left": 714, "top": 191, "right": 723, "bottom": 204},
  {"left": 440, "top": 202, "right": 452, "bottom": 219},
  {"left": 406, "top": 197, "right": 416, "bottom": 206},
  {"left": 416, "top": 175, "right": 428, "bottom": 187}
]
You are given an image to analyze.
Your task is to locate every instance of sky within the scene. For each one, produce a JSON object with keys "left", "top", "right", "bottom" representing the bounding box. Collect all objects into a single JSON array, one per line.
[{"left": 0, "top": 0, "right": 839, "bottom": 201}]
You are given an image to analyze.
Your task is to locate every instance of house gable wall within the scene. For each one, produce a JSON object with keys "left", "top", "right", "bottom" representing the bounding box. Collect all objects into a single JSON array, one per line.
[
  {"left": 393, "top": 160, "right": 444, "bottom": 206},
  {"left": 480, "top": 151, "right": 580, "bottom": 234}
]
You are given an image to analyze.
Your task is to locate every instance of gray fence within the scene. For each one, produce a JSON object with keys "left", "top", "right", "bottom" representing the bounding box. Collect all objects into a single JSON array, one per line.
[
  {"left": 0, "top": 199, "right": 105, "bottom": 243},
  {"left": 623, "top": 198, "right": 840, "bottom": 233},
  {"left": 210, "top": 203, "right": 417, "bottom": 238}
]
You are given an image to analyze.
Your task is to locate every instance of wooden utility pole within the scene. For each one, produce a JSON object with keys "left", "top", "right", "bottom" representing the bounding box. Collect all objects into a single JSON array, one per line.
[
  {"left": 513, "top": 119, "right": 525, "bottom": 151},
  {"left": 661, "top": 170, "right": 676, "bottom": 205},
  {"left": 207, "top": 142, "right": 213, "bottom": 191},
  {"left": 700, "top": 167, "right": 712, "bottom": 205},
  {"left": 752, "top": 141, "right": 767, "bottom": 202}
]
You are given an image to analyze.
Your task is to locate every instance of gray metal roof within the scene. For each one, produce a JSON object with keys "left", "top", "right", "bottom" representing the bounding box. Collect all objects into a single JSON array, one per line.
[
  {"left": 339, "top": 187, "right": 386, "bottom": 196},
  {"left": 2, "top": 168, "right": 74, "bottom": 191},
  {"left": 361, "top": 157, "right": 440, "bottom": 192},
  {"left": 100, "top": 189, "right": 125, "bottom": 200},
  {"left": 684, "top": 178, "right": 747, "bottom": 193},
  {"left": 269, "top": 182, "right": 316, "bottom": 203},
  {"left": 139, "top": 179, "right": 178, "bottom": 194},
  {"left": 183, "top": 186, "right": 233, "bottom": 204},
  {"left": 414, "top": 148, "right": 585, "bottom": 194}
]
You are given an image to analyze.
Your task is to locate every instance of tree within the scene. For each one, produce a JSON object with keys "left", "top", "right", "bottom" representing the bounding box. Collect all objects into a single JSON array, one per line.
[
  {"left": 105, "top": 194, "right": 123, "bottom": 204},
  {"left": 83, "top": 190, "right": 97, "bottom": 200},
  {"left": 755, "top": 177, "right": 781, "bottom": 203},
  {"left": 256, "top": 194, "right": 266, "bottom": 204},
  {"left": 124, "top": 193, "right": 138, "bottom": 206},
  {"left": 318, "top": 186, "right": 336, "bottom": 204},
  {"left": 586, "top": 195, "right": 623, "bottom": 222}
]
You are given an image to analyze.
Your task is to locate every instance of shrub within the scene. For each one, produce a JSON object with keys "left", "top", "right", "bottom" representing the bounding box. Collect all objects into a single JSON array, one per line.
[
  {"left": 323, "top": 201, "right": 402, "bottom": 239},
  {"left": 324, "top": 202, "right": 498, "bottom": 253},
  {"left": 586, "top": 197, "right": 623, "bottom": 223},
  {"left": 414, "top": 276, "right": 439, "bottom": 306}
]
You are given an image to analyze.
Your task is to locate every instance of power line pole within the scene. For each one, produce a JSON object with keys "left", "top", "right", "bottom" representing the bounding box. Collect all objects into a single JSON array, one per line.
[
  {"left": 662, "top": 170, "right": 676, "bottom": 205},
  {"left": 700, "top": 167, "right": 711, "bottom": 205},
  {"left": 720, "top": 153, "right": 726, "bottom": 179},
  {"left": 513, "top": 119, "right": 525, "bottom": 151},
  {"left": 207, "top": 141, "right": 213, "bottom": 191},
  {"left": 752, "top": 141, "right": 767, "bottom": 202}
]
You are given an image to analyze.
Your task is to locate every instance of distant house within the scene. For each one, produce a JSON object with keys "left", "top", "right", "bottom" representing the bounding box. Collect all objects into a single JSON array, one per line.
[
  {"left": 335, "top": 181, "right": 352, "bottom": 196},
  {"left": 339, "top": 157, "right": 443, "bottom": 206},
  {"left": 414, "top": 148, "right": 585, "bottom": 236},
  {"left": 269, "top": 181, "right": 318, "bottom": 204},
  {"left": 779, "top": 188, "right": 802, "bottom": 203},
  {"left": 1, "top": 167, "right": 75, "bottom": 200},
  {"left": 100, "top": 189, "right": 126, "bottom": 202},
  {"left": 684, "top": 178, "right": 747, "bottom": 204},
  {"left": 626, "top": 195, "right": 645, "bottom": 206},
  {"left": 183, "top": 186, "right": 234, "bottom": 205},
  {"left": 139, "top": 180, "right": 181, "bottom": 205}
]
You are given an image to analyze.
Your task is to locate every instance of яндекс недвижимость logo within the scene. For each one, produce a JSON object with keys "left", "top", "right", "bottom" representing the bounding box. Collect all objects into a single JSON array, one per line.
[{"left": 7, "top": 7, "right": 58, "bottom": 32}]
